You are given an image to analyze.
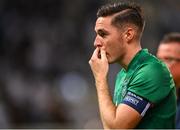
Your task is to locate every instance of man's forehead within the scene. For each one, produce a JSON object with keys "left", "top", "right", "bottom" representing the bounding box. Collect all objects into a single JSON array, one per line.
[
  {"left": 96, "top": 17, "right": 111, "bottom": 24},
  {"left": 160, "top": 42, "right": 180, "bottom": 49},
  {"left": 159, "top": 43, "right": 180, "bottom": 55},
  {"left": 95, "top": 16, "right": 112, "bottom": 30}
]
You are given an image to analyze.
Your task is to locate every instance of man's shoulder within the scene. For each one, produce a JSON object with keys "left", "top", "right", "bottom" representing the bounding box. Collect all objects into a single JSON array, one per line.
[
  {"left": 131, "top": 49, "right": 166, "bottom": 74},
  {"left": 142, "top": 51, "right": 161, "bottom": 64},
  {"left": 131, "top": 53, "right": 173, "bottom": 85},
  {"left": 138, "top": 52, "right": 169, "bottom": 74}
]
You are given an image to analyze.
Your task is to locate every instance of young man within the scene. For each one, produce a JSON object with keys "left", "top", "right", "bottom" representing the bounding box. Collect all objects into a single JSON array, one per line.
[
  {"left": 89, "top": 2, "right": 176, "bottom": 129},
  {"left": 157, "top": 32, "right": 180, "bottom": 128}
]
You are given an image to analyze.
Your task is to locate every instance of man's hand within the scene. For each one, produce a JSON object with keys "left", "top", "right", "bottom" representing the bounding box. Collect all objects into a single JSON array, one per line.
[{"left": 89, "top": 48, "right": 109, "bottom": 82}]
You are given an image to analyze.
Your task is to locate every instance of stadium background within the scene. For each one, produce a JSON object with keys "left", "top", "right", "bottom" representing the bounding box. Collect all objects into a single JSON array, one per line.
[{"left": 0, "top": 0, "right": 179, "bottom": 128}]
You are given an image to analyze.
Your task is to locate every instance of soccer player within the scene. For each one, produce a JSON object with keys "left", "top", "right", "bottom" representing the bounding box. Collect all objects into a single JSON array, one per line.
[
  {"left": 89, "top": 1, "right": 176, "bottom": 129},
  {"left": 157, "top": 32, "right": 180, "bottom": 128}
]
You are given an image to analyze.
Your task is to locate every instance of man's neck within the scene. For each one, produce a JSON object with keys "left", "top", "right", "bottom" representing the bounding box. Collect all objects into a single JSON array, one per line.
[{"left": 120, "top": 45, "right": 142, "bottom": 70}]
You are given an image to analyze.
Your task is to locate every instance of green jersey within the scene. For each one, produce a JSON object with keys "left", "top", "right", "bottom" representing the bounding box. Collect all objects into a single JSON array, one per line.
[{"left": 113, "top": 49, "right": 176, "bottom": 129}]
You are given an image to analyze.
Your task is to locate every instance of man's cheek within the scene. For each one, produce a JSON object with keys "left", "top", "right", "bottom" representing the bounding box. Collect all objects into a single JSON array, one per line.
[{"left": 170, "top": 64, "right": 180, "bottom": 86}]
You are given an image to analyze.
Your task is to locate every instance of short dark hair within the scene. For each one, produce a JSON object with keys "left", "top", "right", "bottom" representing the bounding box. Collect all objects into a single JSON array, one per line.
[
  {"left": 97, "top": 2, "right": 145, "bottom": 33},
  {"left": 160, "top": 32, "right": 180, "bottom": 44}
]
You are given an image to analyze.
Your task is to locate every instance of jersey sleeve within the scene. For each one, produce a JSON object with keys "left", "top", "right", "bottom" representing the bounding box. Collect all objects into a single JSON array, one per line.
[
  {"left": 122, "top": 91, "right": 151, "bottom": 116},
  {"left": 128, "top": 62, "right": 174, "bottom": 104}
]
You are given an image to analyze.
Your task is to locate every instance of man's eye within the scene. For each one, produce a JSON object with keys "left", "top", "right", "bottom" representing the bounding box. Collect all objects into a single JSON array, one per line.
[
  {"left": 164, "top": 57, "right": 180, "bottom": 63},
  {"left": 99, "top": 32, "right": 106, "bottom": 37}
]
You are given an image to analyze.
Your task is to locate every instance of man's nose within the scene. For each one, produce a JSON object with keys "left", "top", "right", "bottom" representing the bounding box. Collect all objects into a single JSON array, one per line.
[{"left": 94, "top": 37, "right": 103, "bottom": 48}]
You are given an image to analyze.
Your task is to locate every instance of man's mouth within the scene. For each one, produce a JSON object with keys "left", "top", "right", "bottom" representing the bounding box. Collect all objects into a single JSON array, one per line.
[
  {"left": 98, "top": 50, "right": 101, "bottom": 58},
  {"left": 97, "top": 50, "right": 109, "bottom": 59}
]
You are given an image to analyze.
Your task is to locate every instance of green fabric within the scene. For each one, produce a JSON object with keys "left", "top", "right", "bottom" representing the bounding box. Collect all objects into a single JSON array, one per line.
[{"left": 113, "top": 49, "right": 176, "bottom": 129}]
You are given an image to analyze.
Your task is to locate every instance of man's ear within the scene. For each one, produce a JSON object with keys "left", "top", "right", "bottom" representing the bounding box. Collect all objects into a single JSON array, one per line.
[{"left": 124, "top": 27, "right": 135, "bottom": 43}]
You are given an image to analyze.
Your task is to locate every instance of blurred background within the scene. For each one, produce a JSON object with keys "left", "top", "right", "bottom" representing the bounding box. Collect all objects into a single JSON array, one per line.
[{"left": 0, "top": 0, "right": 179, "bottom": 128}]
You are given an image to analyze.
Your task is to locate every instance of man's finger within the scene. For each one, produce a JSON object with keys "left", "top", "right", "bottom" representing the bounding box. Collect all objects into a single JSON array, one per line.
[
  {"left": 100, "top": 48, "right": 107, "bottom": 60},
  {"left": 91, "top": 47, "right": 100, "bottom": 59}
]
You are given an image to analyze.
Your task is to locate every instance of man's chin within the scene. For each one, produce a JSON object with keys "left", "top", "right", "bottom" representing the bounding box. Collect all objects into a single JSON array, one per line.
[
  {"left": 107, "top": 56, "right": 116, "bottom": 64},
  {"left": 108, "top": 59, "right": 115, "bottom": 64}
]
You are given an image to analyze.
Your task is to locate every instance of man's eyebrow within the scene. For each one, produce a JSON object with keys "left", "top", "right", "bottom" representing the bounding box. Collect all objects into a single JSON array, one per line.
[{"left": 96, "top": 29, "right": 109, "bottom": 34}]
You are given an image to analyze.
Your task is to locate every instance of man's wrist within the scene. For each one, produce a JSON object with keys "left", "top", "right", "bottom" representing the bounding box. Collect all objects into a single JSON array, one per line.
[
  {"left": 95, "top": 77, "right": 108, "bottom": 90},
  {"left": 95, "top": 77, "right": 107, "bottom": 84}
]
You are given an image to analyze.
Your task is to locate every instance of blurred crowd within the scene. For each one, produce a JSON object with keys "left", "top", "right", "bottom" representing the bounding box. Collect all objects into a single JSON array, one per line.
[{"left": 0, "top": 0, "right": 179, "bottom": 128}]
